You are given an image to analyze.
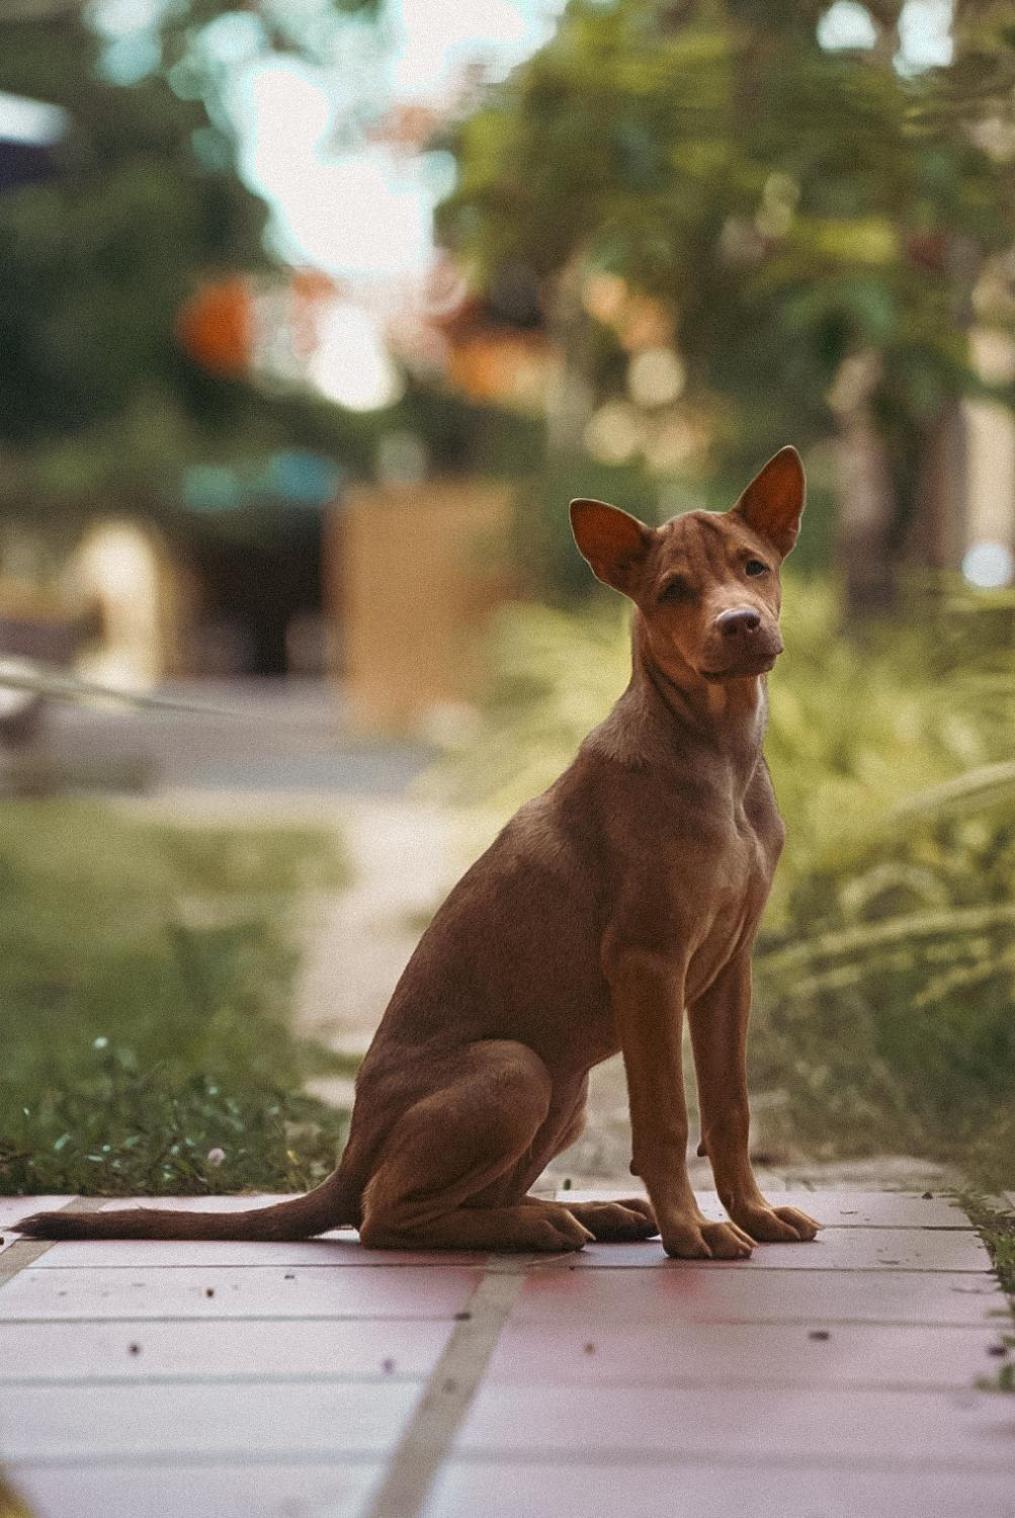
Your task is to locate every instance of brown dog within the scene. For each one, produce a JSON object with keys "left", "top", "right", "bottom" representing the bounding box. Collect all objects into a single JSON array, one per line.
[{"left": 19, "top": 447, "right": 819, "bottom": 1259}]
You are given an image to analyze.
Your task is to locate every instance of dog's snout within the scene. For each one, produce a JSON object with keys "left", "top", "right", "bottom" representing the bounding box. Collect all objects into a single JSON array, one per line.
[{"left": 717, "top": 607, "right": 762, "bottom": 637}]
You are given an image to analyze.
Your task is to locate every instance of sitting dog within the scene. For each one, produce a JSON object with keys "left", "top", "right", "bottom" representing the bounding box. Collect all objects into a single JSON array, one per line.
[{"left": 19, "top": 447, "right": 819, "bottom": 1259}]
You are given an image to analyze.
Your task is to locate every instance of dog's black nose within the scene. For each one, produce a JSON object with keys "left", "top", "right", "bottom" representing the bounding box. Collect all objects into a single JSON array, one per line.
[{"left": 717, "top": 607, "right": 762, "bottom": 637}]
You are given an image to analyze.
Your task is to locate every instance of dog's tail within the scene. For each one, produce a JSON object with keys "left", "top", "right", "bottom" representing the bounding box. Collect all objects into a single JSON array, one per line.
[{"left": 14, "top": 1170, "right": 357, "bottom": 1243}]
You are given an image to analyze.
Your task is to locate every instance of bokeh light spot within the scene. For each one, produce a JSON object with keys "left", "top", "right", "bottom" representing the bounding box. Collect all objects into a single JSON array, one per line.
[{"left": 961, "top": 540, "right": 1014, "bottom": 590}]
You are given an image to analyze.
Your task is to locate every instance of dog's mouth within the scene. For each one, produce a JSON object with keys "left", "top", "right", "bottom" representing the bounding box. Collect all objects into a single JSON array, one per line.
[{"left": 700, "top": 651, "right": 779, "bottom": 682}]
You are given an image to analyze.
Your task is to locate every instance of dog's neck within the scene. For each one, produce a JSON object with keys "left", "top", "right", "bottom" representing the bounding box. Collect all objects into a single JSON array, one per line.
[{"left": 628, "top": 614, "right": 769, "bottom": 784}]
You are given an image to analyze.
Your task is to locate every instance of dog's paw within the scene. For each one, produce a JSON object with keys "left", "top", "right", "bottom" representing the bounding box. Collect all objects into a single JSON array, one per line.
[
  {"left": 524, "top": 1204, "right": 594, "bottom": 1251},
  {"left": 564, "top": 1199, "right": 658, "bottom": 1242},
  {"left": 729, "top": 1202, "right": 821, "bottom": 1243},
  {"left": 661, "top": 1217, "right": 754, "bottom": 1260}
]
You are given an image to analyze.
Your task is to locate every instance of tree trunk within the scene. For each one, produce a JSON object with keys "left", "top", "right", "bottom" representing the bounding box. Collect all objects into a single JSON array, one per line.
[
  {"left": 544, "top": 256, "right": 595, "bottom": 463},
  {"left": 829, "top": 351, "right": 899, "bottom": 617},
  {"left": 905, "top": 402, "right": 967, "bottom": 573}
]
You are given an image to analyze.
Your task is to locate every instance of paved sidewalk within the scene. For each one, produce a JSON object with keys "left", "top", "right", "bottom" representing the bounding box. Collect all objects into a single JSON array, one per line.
[
  {"left": 296, "top": 796, "right": 453, "bottom": 1083},
  {"left": 1, "top": 1191, "right": 1012, "bottom": 1518}
]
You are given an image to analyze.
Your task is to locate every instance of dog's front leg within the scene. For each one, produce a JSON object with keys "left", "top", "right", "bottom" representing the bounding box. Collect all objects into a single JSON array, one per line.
[
  {"left": 688, "top": 955, "right": 820, "bottom": 1243},
  {"left": 605, "top": 938, "right": 755, "bottom": 1260}
]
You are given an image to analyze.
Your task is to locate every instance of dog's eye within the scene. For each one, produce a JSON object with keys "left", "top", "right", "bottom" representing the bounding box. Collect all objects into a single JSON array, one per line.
[
  {"left": 659, "top": 575, "right": 691, "bottom": 603},
  {"left": 744, "top": 559, "right": 769, "bottom": 577}
]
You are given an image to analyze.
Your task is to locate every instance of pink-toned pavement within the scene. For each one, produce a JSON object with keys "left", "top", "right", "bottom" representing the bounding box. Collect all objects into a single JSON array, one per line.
[{"left": 1, "top": 1191, "right": 1012, "bottom": 1518}]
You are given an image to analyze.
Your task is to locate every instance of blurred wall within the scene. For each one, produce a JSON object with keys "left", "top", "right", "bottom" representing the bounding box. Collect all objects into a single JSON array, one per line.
[{"left": 331, "top": 479, "right": 514, "bottom": 733}]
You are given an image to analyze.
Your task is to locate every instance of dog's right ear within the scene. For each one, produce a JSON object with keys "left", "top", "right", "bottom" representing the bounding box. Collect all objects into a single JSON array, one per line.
[{"left": 570, "top": 499, "right": 654, "bottom": 597}]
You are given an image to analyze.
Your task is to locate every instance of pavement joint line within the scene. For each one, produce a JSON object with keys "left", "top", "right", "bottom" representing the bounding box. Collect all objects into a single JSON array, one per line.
[
  {"left": 359, "top": 1256, "right": 532, "bottom": 1518},
  {"left": 0, "top": 1313, "right": 475, "bottom": 1326},
  {"left": 3, "top": 1450, "right": 386, "bottom": 1472},
  {"left": 0, "top": 1199, "right": 93, "bottom": 1289},
  {"left": 1, "top": 1310, "right": 1007, "bottom": 1328},
  {"left": 417, "top": 1447, "right": 1015, "bottom": 1474},
  {"left": 13, "top": 1262, "right": 993, "bottom": 1274},
  {"left": 25, "top": 1261, "right": 496, "bottom": 1271},
  {"left": 8, "top": 1444, "right": 1013, "bottom": 1476},
  {"left": 528, "top": 1265, "right": 993, "bottom": 1274},
  {"left": 0, "top": 1371, "right": 1000, "bottom": 1393},
  {"left": 0, "top": 1373, "right": 432, "bottom": 1389}
]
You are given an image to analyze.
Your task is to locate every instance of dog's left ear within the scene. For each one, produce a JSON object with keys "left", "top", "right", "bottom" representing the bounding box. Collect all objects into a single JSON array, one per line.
[
  {"left": 570, "top": 499, "right": 655, "bottom": 597},
  {"left": 729, "top": 446, "right": 805, "bottom": 559}
]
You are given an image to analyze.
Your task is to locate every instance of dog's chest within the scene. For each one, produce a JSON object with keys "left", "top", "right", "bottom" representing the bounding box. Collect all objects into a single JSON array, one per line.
[{"left": 683, "top": 805, "right": 778, "bottom": 986}]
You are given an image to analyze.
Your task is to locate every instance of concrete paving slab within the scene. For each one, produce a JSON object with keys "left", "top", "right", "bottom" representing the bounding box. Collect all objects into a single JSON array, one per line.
[
  {"left": 694, "top": 1190, "right": 971, "bottom": 1230},
  {"left": 8, "top": 1461, "right": 381, "bottom": 1518},
  {"left": 424, "top": 1462, "right": 1015, "bottom": 1518},
  {"left": 455, "top": 1382, "right": 1015, "bottom": 1466},
  {"left": 0, "top": 1317, "right": 454, "bottom": 1383},
  {"left": 560, "top": 1190, "right": 972, "bottom": 1229},
  {"left": 1, "top": 1189, "right": 1009, "bottom": 1518},
  {"left": 537, "top": 1227, "right": 988, "bottom": 1271},
  {"left": 0, "top": 1265, "right": 482, "bottom": 1321},
  {"left": 3, "top": 1381, "right": 420, "bottom": 1463},
  {"left": 30, "top": 1237, "right": 487, "bottom": 1269},
  {"left": 512, "top": 1267, "right": 1008, "bottom": 1326},
  {"left": 485, "top": 1319, "right": 1011, "bottom": 1389}
]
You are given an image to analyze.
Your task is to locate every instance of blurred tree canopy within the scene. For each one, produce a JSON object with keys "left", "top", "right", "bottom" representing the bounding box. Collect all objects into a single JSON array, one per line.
[
  {"left": 0, "top": 0, "right": 396, "bottom": 536},
  {"left": 439, "top": 0, "right": 1015, "bottom": 609},
  {"left": 0, "top": 9, "right": 267, "bottom": 451}
]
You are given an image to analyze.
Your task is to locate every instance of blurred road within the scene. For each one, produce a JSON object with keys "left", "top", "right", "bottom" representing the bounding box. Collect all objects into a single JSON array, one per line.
[{"left": 21, "top": 679, "right": 436, "bottom": 796}]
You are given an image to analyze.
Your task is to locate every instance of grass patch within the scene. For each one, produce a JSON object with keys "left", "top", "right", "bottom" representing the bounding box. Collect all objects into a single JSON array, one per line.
[
  {"left": 962, "top": 1195, "right": 1015, "bottom": 1391},
  {"left": 964, "top": 1196, "right": 1015, "bottom": 1300},
  {"left": 0, "top": 800, "right": 355, "bottom": 1196}
]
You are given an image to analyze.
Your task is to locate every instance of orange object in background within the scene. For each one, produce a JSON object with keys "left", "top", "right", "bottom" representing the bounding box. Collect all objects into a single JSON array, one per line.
[
  {"left": 175, "top": 276, "right": 253, "bottom": 376},
  {"left": 445, "top": 329, "right": 558, "bottom": 413},
  {"left": 177, "top": 269, "right": 346, "bottom": 385}
]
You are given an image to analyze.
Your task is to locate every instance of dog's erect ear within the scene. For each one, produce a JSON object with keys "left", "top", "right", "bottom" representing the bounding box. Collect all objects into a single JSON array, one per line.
[
  {"left": 570, "top": 499, "right": 654, "bottom": 596},
  {"left": 729, "top": 447, "right": 805, "bottom": 559}
]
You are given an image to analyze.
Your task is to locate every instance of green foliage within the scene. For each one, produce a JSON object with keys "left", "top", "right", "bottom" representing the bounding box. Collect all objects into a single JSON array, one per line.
[
  {"left": 512, "top": 456, "right": 657, "bottom": 597},
  {"left": 440, "top": 0, "right": 1015, "bottom": 567},
  {"left": 0, "top": 801, "right": 353, "bottom": 1195},
  {"left": 963, "top": 1195, "right": 1015, "bottom": 1384},
  {"left": 443, "top": 581, "right": 1015, "bottom": 1182},
  {"left": 0, "top": 13, "right": 269, "bottom": 452}
]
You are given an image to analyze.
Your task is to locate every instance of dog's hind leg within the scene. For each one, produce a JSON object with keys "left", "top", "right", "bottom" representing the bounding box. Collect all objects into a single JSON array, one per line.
[
  {"left": 470, "top": 1080, "right": 658, "bottom": 1242},
  {"left": 358, "top": 1040, "right": 593, "bottom": 1252}
]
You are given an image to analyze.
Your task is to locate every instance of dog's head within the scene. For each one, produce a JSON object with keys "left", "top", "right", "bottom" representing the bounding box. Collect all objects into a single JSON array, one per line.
[{"left": 570, "top": 447, "right": 805, "bottom": 684}]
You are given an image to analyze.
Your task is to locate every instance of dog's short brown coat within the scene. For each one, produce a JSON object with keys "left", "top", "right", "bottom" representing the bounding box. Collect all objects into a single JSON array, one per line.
[{"left": 20, "top": 448, "right": 819, "bottom": 1257}]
